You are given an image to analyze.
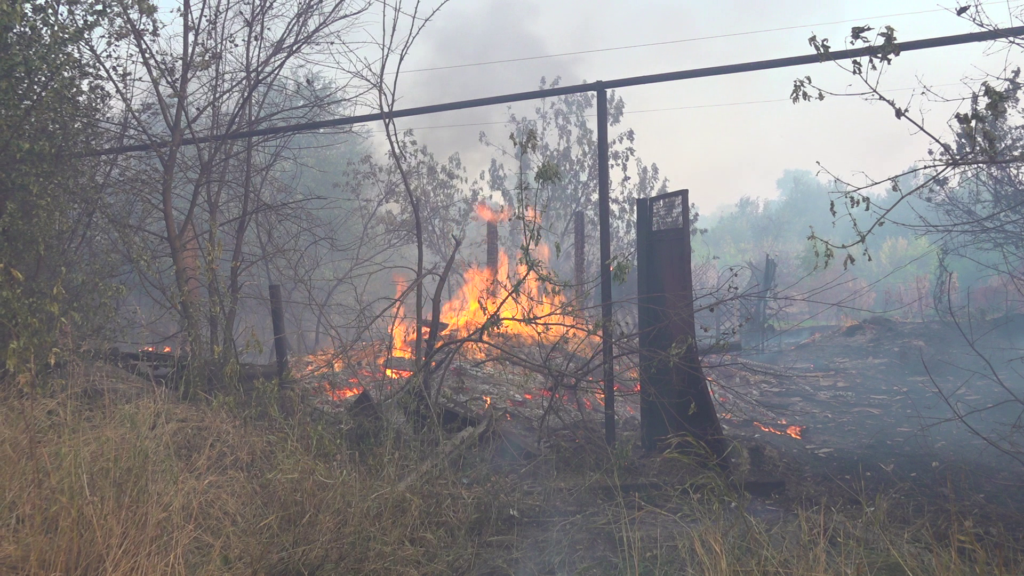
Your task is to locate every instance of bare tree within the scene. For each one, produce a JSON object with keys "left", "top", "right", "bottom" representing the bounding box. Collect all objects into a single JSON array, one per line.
[{"left": 85, "top": 0, "right": 369, "bottom": 369}]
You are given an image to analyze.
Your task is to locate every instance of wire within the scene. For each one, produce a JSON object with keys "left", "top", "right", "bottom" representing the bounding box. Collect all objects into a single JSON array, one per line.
[{"left": 403, "top": 3, "right": 1019, "bottom": 74}]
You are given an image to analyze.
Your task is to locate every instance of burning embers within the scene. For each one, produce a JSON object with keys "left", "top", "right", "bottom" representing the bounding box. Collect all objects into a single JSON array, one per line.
[
  {"left": 300, "top": 346, "right": 414, "bottom": 404},
  {"left": 709, "top": 376, "right": 806, "bottom": 440},
  {"left": 322, "top": 385, "right": 362, "bottom": 401},
  {"left": 384, "top": 367, "right": 413, "bottom": 379},
  {"left": 141, "top": 346, "right": 173, "bottom": 354},
  {"left": 753, "top": 420, "right": 807, "bottom": 440}
]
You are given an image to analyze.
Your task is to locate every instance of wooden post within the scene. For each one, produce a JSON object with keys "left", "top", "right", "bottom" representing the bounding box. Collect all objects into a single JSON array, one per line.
[{"left": 269, "top": 284, "right": 289, "bottom": 381}]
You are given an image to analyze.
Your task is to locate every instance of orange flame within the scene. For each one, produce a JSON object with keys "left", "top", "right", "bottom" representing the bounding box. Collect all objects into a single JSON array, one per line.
[
  {"left": 140, "top": 346, "right": 173, "bottom": 354},
  {"left": 322, "top": 383, "right": 362, "bottom": 401},
  {"left": 302, "top": 349, "right": 345, "bottom": 375},
  {"left": 754, "top": 421, "right": 806, "bottom": 440},
  {"left": 475, "top": 202, "right": 505, "bottom": 223},
  {"left": 302, "top": 207, "right": 599, "bottom": 406},
  {"left": 391, "top": 278, "right": 416, "bottom": 359},
  {"left": 385, "top": 367, "right": 413, "bottom": 379},
  {"left": 385, "top": 206, "right": 596, "bottom": 360},
  {"left": 426, "top": 249, "right": 589, "bottom": 356}
]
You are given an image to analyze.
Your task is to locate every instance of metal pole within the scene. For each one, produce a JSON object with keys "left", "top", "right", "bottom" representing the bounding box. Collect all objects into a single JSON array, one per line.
[
  {"left": 574, "top": 210, "right": 585, "bottom": 305},
  {"left": 87, "top": 27, "right": 1024, "bottom": 157},
  {"left": 269, "top": 284, "right": 289, "bottom": 382},
  {"left": 597, "top": 87, "right": 615, "bottom": 447},
  {"left": 635, "top": 197, "right": 653, "bottom": 450}
]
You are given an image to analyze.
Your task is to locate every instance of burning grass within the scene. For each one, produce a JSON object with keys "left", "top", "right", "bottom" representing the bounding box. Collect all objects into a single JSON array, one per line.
[{"left": 1, "top": 361, "right": 1021, "bottom": 575}]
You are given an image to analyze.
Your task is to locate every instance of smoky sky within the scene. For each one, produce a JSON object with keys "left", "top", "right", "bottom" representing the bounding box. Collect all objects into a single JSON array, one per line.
[
  {"left": 370, "top": 0, "right": 1018, "bottom": 214},
  {"left": 390, "top": 0, "right": 589, "bottom": 181}
]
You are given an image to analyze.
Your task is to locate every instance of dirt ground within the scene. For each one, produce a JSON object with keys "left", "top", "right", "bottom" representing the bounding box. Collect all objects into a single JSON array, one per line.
[
  {"left": 308, "top": 314, "right": 1024, "bottom": 505},
  {"left": 301, "top": 315, "right": 1024, "bottom": 573},
  {"left": 706, "top": 316, "right": 1024, "bottom": 504}
]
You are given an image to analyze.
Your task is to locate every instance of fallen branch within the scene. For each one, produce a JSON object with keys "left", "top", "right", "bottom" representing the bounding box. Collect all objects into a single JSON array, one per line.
[{"left": 396, "top": 409, "right": 493, "bottom": 491}]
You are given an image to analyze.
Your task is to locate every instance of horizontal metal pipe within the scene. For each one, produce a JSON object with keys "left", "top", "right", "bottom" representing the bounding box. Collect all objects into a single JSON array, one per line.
[{"left": 87, "top": 26, "right": 1024, "bottom": 157}]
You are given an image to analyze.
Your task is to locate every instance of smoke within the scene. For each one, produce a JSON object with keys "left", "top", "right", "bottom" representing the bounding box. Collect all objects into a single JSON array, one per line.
[{"left": 388, "top": 0, "right": 587, "bottom": 175}]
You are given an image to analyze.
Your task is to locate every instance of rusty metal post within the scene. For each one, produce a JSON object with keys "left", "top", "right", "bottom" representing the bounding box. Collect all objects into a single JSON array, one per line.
[
  {"left": 269, "top": 284, "right": 289, "bottom": 381},
  {"left": 486, "top": 220, "right": 499, "bottom": 276},
  {"left": 637, "top": 190, "right": 727, "bottom": 464},
  {"left": 574, "top": 210, "right": 585, "bottom": 305},
  {"left": 597, "top": 87, "right": 615, "bottom": 447}
]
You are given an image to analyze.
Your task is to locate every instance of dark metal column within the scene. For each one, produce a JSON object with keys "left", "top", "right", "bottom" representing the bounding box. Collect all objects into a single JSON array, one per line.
[
  {"left": 597, "top": 87, "right": 615, "bottom": 447},
  {"left": 269, "top": 284, "right": 289, "bottom": 382},
  {"left": 637, "top": 190, "right": 726, "bottom": 465}
]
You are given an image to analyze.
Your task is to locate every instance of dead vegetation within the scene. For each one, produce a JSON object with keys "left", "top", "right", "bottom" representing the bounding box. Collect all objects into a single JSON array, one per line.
[{"left": 2, "top": 358, "right": 1022, "bottom": 575}]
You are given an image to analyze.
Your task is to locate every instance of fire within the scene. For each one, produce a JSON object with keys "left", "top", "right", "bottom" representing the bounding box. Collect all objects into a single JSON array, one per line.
[
  {"left": 322, "top": 383, "right": 362, "bottom": 401},
  {"left": 304, "top": 205, "right": 598, "bottom": 406},
  {"left": 140, "top": 346, "right": 173, "bottom": 354},
  {"left": 390, "top": 278, "right": 416, "bottom": 359},
  {"left": 303, "top": 348, "right": 345, "bottom": 375},
  {"left": 431, "top": 248, "right": 586, "bottom": 353},
  {"left": 753, "top": 421, "right": 806, "bottom": 440},
  {"left": 385, "top": 208, "right": 594, "bottom": 360},
  {"left": 385, "top": 367, "right": 413, "bottom": 379},
  {"left": 475, "top": 202, "right": 505, "bottom": 223},
  {"left": 785, "top": 425, "right": 806, "bottom": 439}
]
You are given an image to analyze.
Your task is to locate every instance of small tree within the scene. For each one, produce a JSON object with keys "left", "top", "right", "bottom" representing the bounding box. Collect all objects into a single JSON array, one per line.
[{"left": 0, "top": 0, "right": 117, "bottom": 376}]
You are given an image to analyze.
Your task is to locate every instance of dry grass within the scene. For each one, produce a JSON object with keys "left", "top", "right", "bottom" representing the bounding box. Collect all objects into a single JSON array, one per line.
[
  {"left": 0, "top": 363, "right": 506, "bottom": 575},
  {"left": 596, "top": 457, "right": 1024, "bottom": 576},
  {"left": 602, "top": 489, "right": 1024, "bottom": 575},
  {"left": 1, "top": 362, "right": 1021, "bottom": 575}
]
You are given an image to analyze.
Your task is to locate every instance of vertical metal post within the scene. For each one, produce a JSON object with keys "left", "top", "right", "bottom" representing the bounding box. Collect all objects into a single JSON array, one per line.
[
  {"left": 486, "top": 220, "right": 499, "bottom": 276},
  {"left": 759, "top": 254, "right": 769, "bottom": 352},
  {"left": 597, "top": 87, "right": 615, "bottom": 447},
  {"left": 635, "top": 197, "right": 652, "bottom": 447},
  {"left": 574, "top": 210, "right": 585, "bottom": 305},
  {"left": 269, "top": 284, "right": 289, "bottom": 382},
  {"left": 636, "top": 191, "right": 727, "bottom": 464},
  {"left": 756, "top": 255, "right": 777, "bottom": 352}
]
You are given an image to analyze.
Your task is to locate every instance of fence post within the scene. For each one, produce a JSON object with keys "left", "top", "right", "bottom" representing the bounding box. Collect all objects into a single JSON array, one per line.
[
  {"left": 597, "top": 87, "right": 616, "bottom": 447},
  {"left": 574, "top": 210, "right": 586, "bottom": 306},
  {"left": 636, "top": 190, "right": 727, "bottom": 466},
  {"left": 269, "top": 284, "right": 289, "bottom": 382}
]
